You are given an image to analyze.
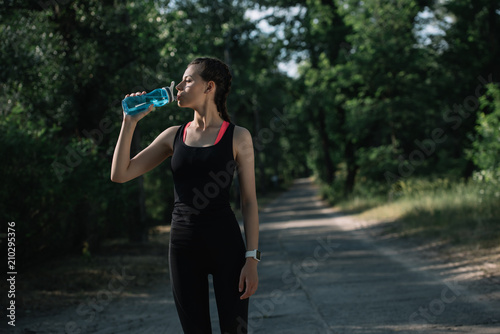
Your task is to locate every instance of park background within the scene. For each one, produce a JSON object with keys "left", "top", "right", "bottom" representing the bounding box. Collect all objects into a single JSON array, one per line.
[{"left": 1, "top": 0, "right": 499, "bottom": 310}]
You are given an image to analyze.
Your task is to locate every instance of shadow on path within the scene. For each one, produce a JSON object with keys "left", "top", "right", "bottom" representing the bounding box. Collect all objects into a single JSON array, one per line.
[{"left": 249, "top": 178, "right": 500, "bottom": 334}]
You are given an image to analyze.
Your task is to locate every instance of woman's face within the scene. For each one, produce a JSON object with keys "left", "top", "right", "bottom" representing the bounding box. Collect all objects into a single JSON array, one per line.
[{"left": 176, "top": 64, "right": 208, "bottom": 108}]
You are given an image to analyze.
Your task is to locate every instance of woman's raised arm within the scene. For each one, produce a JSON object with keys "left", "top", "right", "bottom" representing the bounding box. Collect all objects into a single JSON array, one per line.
[{"left": 110, "top": 92, "right": 177, "bottom": 183}]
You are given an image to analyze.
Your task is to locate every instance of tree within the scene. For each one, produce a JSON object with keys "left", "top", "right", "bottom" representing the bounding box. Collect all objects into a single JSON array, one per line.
[
  {"left": 433, "top": 0, "right": 500, "bottom": 178},
  {"left": 1, "top": 0, "right": 295, "bottom": 263},
  {"left": 468, "top": 83, "right": 500, "bottom": 173},
  {"left": 0, "top": 0, "right": 170, "bottom": 260}
]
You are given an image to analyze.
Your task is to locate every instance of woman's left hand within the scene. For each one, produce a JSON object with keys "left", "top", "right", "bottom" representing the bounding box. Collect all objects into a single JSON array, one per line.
[{"left": 239, "top": 259, "right": 259, "bottom": 299}]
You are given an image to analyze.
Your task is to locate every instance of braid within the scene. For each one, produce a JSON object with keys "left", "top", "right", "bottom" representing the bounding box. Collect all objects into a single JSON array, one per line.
[
  {"left": 215, "top": 75, "right": 231, "bottom": 122},
  {"left": 189, "top": 57, "right": 232, "bottom": 122}
]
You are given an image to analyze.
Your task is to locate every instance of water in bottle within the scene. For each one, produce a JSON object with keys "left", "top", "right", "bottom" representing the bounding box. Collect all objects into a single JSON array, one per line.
[{"left": 122, "top": 81, "right": 177, "bottom": 115}]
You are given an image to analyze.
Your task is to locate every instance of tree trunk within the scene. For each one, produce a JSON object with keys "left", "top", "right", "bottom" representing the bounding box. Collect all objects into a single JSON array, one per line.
[
  {"left": 487, "top": 1, "right": 499, "bottom": 83},
  {"left": 344, "top": 138, "right": 358, "bottom": 195},
  {"left": 318, "top": 107, "right": 335, "bottom": 184}
]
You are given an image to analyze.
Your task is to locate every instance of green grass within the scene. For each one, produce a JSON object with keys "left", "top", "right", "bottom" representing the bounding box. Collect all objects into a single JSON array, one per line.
[{"left": 332, "top": 176, "right": 500, "bottom": 249}]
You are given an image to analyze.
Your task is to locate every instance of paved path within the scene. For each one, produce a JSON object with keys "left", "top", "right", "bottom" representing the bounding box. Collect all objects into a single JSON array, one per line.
[
  {"left": 248, "top": 179, "right": 499, "bottom": 333},
  {"left": 15, "top": 178, "right": 500, "bottom": 333}
]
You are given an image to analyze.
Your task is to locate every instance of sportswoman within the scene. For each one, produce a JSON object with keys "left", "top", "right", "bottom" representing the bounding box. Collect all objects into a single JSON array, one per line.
[{"left": 111, "top": 57, "right": 260, "bottom": 334}]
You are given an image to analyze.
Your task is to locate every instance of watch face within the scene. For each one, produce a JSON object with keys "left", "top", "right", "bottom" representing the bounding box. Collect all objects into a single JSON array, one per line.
[{"left": 256, "top": 250, "right": 261, "bottom": 260}]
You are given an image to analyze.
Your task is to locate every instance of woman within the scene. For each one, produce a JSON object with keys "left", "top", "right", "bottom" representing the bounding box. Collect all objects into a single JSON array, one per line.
[{"left": 111, "top": 57, "right": 259, "bottom": 334}]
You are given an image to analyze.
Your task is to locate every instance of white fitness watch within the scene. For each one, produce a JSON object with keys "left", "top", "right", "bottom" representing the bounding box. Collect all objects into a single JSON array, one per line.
[{"left": 245, "top": 249, "right": 261, "bottom": 262}]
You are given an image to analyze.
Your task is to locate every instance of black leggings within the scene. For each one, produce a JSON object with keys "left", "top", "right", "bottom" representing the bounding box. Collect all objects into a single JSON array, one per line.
[{"left": 169, "top": 216, "right": 249, "bottom": 334}]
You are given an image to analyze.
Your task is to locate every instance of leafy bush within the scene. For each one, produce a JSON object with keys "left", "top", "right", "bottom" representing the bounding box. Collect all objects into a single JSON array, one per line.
[
  {"left": 0, "top": 118, "right": 135, "bottom": 265},
  {"left": 468, "top": 83, "right": 500, "bottom": 173}
]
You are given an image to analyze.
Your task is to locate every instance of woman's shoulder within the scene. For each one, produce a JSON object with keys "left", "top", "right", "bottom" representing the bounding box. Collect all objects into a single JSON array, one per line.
[
  {"left": 158, "top": 124, "right": 182, "bottom": 138},
  {"left": 155, "top": 124, "right": 184, "bottom": 150},
  {"left": 233, "top": 124, "right": 252, "bottom": 140},
  {"left": 232, "top": 124, "right": 254, "bottom": 153}
]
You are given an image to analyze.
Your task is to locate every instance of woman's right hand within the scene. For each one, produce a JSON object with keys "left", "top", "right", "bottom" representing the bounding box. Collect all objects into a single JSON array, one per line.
[{"left": 122, "top": 91, "right": 155, "bottom": 123}]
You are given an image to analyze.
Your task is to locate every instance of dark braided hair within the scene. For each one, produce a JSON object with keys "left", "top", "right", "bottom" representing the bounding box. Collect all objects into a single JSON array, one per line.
[{"left": 189, "top": 57, "right": 232, "bottom": 122}]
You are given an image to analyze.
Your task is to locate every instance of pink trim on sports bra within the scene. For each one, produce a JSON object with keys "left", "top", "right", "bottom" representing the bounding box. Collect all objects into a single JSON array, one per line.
[
  {"left": 182, "top": 122, "right": 191, "bottom": 143},
  {"left": 183, "top": 121, "right": 230, "bottom": 145},
  {"left": 214, "top": 121, "right": 230, "bottom": 145}
]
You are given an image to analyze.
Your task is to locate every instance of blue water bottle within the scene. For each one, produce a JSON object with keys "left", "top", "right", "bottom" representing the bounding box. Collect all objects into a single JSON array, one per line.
[{"left": 122, "top": 81, "right": 177, "bottom": 115}]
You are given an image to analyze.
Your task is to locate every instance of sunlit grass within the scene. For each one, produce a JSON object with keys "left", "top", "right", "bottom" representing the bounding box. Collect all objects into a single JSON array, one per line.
[{"left": 332, "top": 176, "right": 500, "bottom": 248}]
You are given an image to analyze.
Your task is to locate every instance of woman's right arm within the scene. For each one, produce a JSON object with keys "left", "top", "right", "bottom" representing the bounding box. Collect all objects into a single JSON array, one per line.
[{"left": 111, "top": 92, "right": 177, "bottom": 183}]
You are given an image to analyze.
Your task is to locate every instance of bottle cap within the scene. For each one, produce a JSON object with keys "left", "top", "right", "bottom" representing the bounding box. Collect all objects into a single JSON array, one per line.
[{"left": 163, "top": 81, "right": 176, "bottom": 102}]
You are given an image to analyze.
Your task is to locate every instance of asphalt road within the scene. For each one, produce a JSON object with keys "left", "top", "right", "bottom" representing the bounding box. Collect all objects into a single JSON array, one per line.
[
  {"left": 250, "top": 178, "right": 499, "bottom": 334},
  {"left": 14, "top": 178, "right": 500, "bottom": 333}
]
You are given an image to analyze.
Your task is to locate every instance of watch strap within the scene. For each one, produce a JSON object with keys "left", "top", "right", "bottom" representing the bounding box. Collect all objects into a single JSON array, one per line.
[{"left": 245, "top": 249, "right": 261, "bottom": 261}]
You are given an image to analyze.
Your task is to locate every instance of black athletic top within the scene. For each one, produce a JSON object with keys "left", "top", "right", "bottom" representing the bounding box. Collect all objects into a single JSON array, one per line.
[{"left": 170, "top": 122, "right": 236, "bottom": 224}]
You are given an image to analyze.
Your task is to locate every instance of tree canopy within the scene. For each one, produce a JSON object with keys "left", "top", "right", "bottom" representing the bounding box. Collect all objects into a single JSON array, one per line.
[{"left": 1, "top": 0, "right": 498, "bottom": 263}]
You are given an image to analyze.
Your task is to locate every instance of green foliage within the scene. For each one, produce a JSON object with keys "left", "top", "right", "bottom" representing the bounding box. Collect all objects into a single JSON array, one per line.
[
  {"left": 468, "top": 83, "right": 500, "bottom": 172},
  {"left": 0, "top": 116, "right": 134, "bottom": 263},
  {"left": 2, "top": 0, "right": 500, "bottom": 261},
  {"left": 1, "top": 0, "right": 170, "bottom": 261},
  {"left": 1, "top": 0, "right": 298, "bottom": 262},
  {"left": 267, "top": 0, "right": 499, "bottom": 198}
]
